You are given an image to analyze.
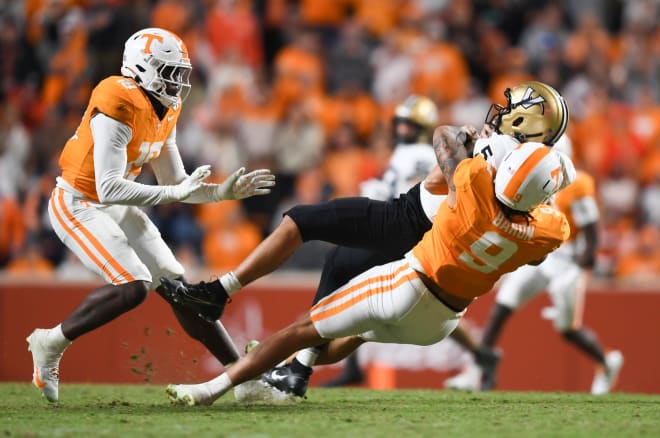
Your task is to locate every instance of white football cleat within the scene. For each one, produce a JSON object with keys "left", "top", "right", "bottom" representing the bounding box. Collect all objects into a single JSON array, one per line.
[
  {"left": 233, "top": 380, "right": 295, "bottom": 403},
  {"left": 591, "top": 350, "right": 624, "bottom": 395},
  {"left": 166, "top": 383, "right": 218, "bottom": 406},
  {"left": 27, "top": 329, "right": 64, "bottom": 403},
  {"left": 232, "top": 340, "right": 295, "bottom": 403},
  {"left": 444, "top": 364, "right": 482, "bottom": 391}
]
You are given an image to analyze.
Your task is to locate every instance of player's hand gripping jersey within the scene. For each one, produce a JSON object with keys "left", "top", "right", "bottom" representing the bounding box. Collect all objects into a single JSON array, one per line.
[{"left": 410, "top": 156, "right": 570, "bottom": 300}]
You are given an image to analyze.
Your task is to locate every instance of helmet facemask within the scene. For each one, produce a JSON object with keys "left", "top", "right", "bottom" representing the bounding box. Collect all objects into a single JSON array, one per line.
[
  {"left": 484, "top": 88, "right": 513, "bottom": 137},
  {"left": 145, "top": 61, "right": 192, "bottom": 108}
]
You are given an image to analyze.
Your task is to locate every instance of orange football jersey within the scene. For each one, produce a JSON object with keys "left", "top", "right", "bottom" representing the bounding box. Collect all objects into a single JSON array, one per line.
[
  {"left": 553, "top": 170, "right": 596, "bottom": 242},
  {"left": 59, "top": 76, "right": 181, "bottom": 201},
  {"left": 412, "top": 156, "right": 570, "bottom": 299}
]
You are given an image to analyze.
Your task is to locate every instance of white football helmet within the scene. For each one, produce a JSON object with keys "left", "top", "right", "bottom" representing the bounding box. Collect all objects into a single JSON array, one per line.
[
  {"left": 121, "top": 27, "right": 192, "bottom": 108},
  {"left": 495, "top": 142, "right": 576, "bottom": 212}
]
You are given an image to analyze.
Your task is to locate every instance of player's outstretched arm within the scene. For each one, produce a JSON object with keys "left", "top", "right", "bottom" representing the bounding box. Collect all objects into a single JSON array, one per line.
[{"left": 92, "top": 114, "right": 212, "bottom": 206}]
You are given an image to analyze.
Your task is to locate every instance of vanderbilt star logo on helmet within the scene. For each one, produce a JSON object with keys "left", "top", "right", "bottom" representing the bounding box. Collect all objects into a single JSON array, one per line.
[{"left": 518, "top": 87, "right": 546, "bottom": 109}]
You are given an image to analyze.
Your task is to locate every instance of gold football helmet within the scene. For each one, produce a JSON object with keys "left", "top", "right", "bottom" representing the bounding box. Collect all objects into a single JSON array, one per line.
[
  {"left": 485, "top": 81, "right": 569, "bottom": 146},
  {"left": 393, "top": 95, "right": 439, "bottom": 144}
]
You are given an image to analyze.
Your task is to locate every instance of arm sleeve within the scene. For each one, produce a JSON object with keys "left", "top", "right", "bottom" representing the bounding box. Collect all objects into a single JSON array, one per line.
[
  {"left": 150, "top": 127, "right": 187, "bottom": 185},
  {"left": 91, "top": 113, "right": 178, "bottom": 205}
]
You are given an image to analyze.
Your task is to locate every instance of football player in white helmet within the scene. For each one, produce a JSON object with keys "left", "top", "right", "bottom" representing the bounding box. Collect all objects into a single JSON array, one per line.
[
  {"left": 361, "top": 95, "right": 439, "bottom": 201},
  {"left": 162, "top": 136, "right": 574, "bottom": 407},
  {"left": 445, "top": 134, "right": 624, "bottom": 394},
  {"left": 26, "top": 28, "right": 276, "bottom": 403},
  {"left": 157, "top": 81, "right": 571, "bottom": 400},
  {"left": 327, "top": 95, "right": 439, "bottom": 387}
]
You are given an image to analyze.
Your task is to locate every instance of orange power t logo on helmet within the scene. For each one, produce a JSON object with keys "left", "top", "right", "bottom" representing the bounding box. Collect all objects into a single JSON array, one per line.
[
  {"left": 140, "top": 33, "right": 164, "bottom": 54},
  {"left": 550, "top": 166, "right": 562, "bottom": 188}
]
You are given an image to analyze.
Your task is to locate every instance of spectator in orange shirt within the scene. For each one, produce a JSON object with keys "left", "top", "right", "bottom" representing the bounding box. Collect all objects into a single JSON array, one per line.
[
  {"left": 0, "top": 194, "right": 25, "bottom": 267},
  {"left": 272, "top": 26, "right": 325, "bottom": 106},
  {"left": 487, "top": 48, "right": 534, "bottom": 106},
  {"left": 5, "top": 239, "right": 54, "bottom": 279},
  {"left": 271, "top": 99, "right": 325, "bottom": 201},
  {"left": 39, "top": 5, "right": 90, "bottom": 108},
  {"left": 410, "top": 21, "right": 470, "bottom": 104},
  {"left": 205, "top": 0, "right": 264, "bottom": 69},
  {"left": 616, "top": 224, "right": 660, "bottom": 282},
  {"left": 322, "top": 122, "right": 375, "bottom": 198},
  {"left": 202, "top": 202, "right": 262, "bottom": 273},
  {"left": 318, "top": 80, "right": 380, "bottom": 142}
]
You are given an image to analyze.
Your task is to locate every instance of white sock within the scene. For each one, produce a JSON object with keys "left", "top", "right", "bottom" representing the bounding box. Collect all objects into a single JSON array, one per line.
[
  {"left": 296, "top": 347, "right": 320, "bottom": 368},
  {"left": 220, "top": 272, "right": 242, "bottom": 296},
  {"left": 47, "top": 324, "right": 72, "bottom": 352},
  {"left": 206, "top": 372, "right": 233, "bottom": 398}
]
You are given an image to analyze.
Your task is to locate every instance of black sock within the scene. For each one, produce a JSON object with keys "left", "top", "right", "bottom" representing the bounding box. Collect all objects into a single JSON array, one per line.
[
  {"left": 481, "top": 304, "right": 513, "bottom": 348},
  {"left": 290, "top": 358, "right": 313, "bottom": 376}
]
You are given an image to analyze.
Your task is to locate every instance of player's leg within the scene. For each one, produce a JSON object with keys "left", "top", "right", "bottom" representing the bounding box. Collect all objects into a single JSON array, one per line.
[
  {"left": 478, "top": 264, "right": 549, "bottom": 390},
  {"left": 269, "top": 245, "right": 393, "bottom": 391},
  {"left": 28, "top": 190, "right": 153, "bottom": 402},
  {"left": 119, "top": 206, "right": 241, "bottom": 364},
  {"left": 167, "top": 313, "right": 326, "bottom": 405},
  {"left": 545, "top": 262, "right": 623, "bottom": 394},
  {"left": 168, "top": 259, "right": 453, "bottom": 405},
  {"left": 313, "top": 246, "right": 389, "bottom": 387},
  {"left": 547, "top": 263, "right": 605, "bottom": 361},
  {"left": 443, "top": 321, "right": 502, "bottom": 391},
  {"left": 159, "top": 189, "right": 431, "bottom": 318}
]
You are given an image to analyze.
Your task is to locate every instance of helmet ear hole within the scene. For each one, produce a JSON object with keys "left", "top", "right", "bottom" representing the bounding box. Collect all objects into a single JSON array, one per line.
[{"left": 512, "top": 117, "right": 524, "bottom": 127}]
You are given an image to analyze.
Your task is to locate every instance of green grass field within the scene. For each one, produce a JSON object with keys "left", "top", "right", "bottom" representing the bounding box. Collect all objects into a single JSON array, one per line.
[{"left": 2, "top": 383, "right": 659, "bottom": 437}]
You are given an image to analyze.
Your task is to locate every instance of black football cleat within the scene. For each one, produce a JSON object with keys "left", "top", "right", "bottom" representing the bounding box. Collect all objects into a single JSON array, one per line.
[
  {"left": 261, "top": 362, "right": 312, "bottom": 398},
  {"left": 475, "top": 346, "right": 502, "bottom": 391},
  {"left": 158, "top": 277, "right": 230, "bottom": 322}
]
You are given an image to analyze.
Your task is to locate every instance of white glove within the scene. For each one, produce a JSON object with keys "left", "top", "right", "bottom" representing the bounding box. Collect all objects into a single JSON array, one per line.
[
  {"left": 215, "top": 167, "right": 276, "bottom": 200},
  {"left": 169, "top": 165, "right": 212, "bottom": 201}
]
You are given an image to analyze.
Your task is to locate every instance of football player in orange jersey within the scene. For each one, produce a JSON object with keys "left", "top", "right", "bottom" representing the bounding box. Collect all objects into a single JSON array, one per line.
[
  {"left": 444, "top": 135, "right": 623, "bottom": 394},
  {"left": 163, "top": 127, "right": 576, "bottom": 406},
  {"left": 25, "top": 28, "right": 276, "bottom": 403},
  {"left": 159, "top": 81, "right": 570, "bottom": 398}
]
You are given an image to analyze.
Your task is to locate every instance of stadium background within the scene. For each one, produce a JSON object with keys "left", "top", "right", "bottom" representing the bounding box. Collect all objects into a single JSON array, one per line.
[{"left": 0, "top": 0, "right": 658, "bottom": 393}]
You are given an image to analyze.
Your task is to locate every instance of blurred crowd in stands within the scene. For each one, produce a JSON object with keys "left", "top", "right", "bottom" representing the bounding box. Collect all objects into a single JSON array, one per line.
[{"left": 0, "top": 0, "right": 658, "bottom": 285}]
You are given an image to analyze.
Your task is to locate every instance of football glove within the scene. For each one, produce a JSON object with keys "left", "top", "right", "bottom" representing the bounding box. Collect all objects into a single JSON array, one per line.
[
  {"left": 170, "top": 165, "right": 212, "bottom": 201},
  {"left": 215, "top": 167, "right": 276, "bottom": 200}
]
